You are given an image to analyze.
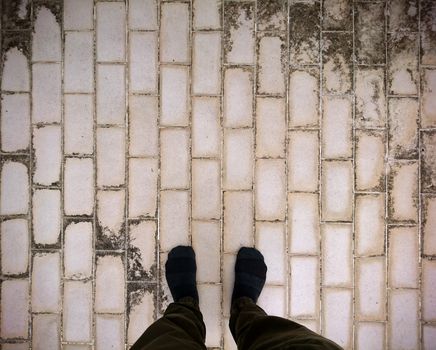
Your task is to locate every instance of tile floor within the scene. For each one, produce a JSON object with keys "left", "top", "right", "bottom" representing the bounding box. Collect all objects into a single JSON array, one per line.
[{"left": 0, "top": 0, "right": 436, "bottom": 349}]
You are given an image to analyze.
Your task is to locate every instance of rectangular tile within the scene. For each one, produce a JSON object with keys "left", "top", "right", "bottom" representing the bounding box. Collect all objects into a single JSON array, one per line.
[
  {"left": 224, "top": 191, "right": 253, "bottom": 253},
  {"left": 1, "top": 93, "right": 30, "bottom": 152},
  {"left": 289, "top": 256, "right": 319, "bottom": 318},
  {"left": 388, "top": 226, "right": 419, "bottom": 288},
  {"left": 96, "top": 315, "right": 124, "bottom": 350},
  {"left": 64, "top": 94, "right": 94, "bottom": 155},
  {"left": 192, "top": 159, "right": 221, "bottom": 220},
  {"left": 1, "top": 219, "right": 29, "bottom": 275},
  {"left": 322, "top": 0, "right": 352, "bottom": 31},
  {"left": 355, "top": 322, "right": 385, "bottom": 350},
  {"left": 387, "top": 0, "right": 418, "bottom": 32},
  {"left": 128, "top": 95, "right": 158, "bottom": 157},
  {"left": 421, "top": 68, "right": 436, "bottom": 128},
  {"left": 288, "top": 193, "right": 319, "bottom": 255},
  {"left": 64, "top": 31, "right": 93, "bottom": 93},
  {"left": 322, "top": 96, "right": 352, "bottom": 159},
  {"left": 423, "top": 195, "right": 436, "bottom": 256},
  {"left": 64, "top": 158, "right": 94, "bottom": 216},
  {"left": 223, "top": 254, "right": 236, "bottom": 317},
  {"left": 160, "top": 66, "right": 189, "bottom": 127},
  {"left": 159, "top": 190, "right": 190, "bottom": 252},
  {"left": 96, "top": 64, "right": 126, "bottom": 125},
  {"left": 96, "top": 2, "right": 126, "bottom": 62},
  {"left": 64, "top": 0, "right": 94, "bottom": 30},
  {"left": 192, "top": 96, "right": 220, "bottom": 158},
  {"left": 224, "top": 2, "right": 255, "bottom": 65},
  {"left": 224, "top": 67, "right": 253, "bottom": 128},
  {"left": 289, "top": 67, "right": 319, "bottom": 127},
  {"left": 321, "top": 160, "right": 353, "bottom": 221},
  {"left": 257, "top": 0, "right": 287, "bottom": 31},
  {"left": 32, "top": 252, "right": 61, "bottom": 312},
  {"left": 193, "top": 0, "right": 221, "bottom": 30},
  {"left": 356, "top": 257, "right": 386, "bottom": 321},
  {"left": 33, "top": 125, "right": 61, "bottom": 186},
  {"left": 287, "top": 130, "right": 319, "bottom": 192},
  {"left": 257, "top": 285, "right": 286, "bottom": 318},
  {"left": 257, "top": 35, "right": 285, "bottom": 94},
  {"left": 32, "top": 189, "right": 61, "bottom": 246},
  {"left": 255, "top": 159, "right": 286, "bottom": 221},
  {"left": 0, "top": 279, "right": 29, "bottom": 339},
  {"left": 160, "top": 2, "right": 189, "bottom": 63},
  {"left": 129, "top": 31, "right": 158, "bottom": 93},
  {"left": 64, "top": 221, "right": 93, "bottom": 280},
  {"left": 0, "top": 161, "right": 29, "bottom": 215},
  {"left": 32, "top": 314, "right": 60, "bottom": 350},
  {"left": 192, "top": 221, "right": 221, "bottom": 283},
  {"left": 198, "top": 284, "right": 222, "bottom": 347},
  {"left": 128, "top": 0, "right": 157, "bottom": 30},
  {"left": 128, "top": 158, "right": 158, "bottom": 218},
  {"left": 192, "top": 32, "right": 221, "bottom": 95},
  {"left": 32, "top": 7, "right": 61, "bottom": 62},
  {"left": 128, "top": 221, "right": 156, "bottom": 281},
  {"left": 127, "top": 285, "right": 155, "bottom": 344},
  {"left": 421, "top": 1, "right": 436, "bottom": 65},
  {"left": 256, "top": 97, "right": 286, "bottom": 158},
  {"left": 322, "top": 224, "right": 352, "bottom": 287},
  {"left": 422, "top": 259, "right": 436, "bottom": 321},
  {"left": 32, "top": 63, "right": 61, "bottom": 123},
  {"left": 422, "top": 130, "right": 436, "bottom": 193},
  {"left": 160, "top": 128, "right": 190, "bottom": 189},
  {"left": 97, "top": 127, "right": 125, "bottom": 187},
  {"left": 423, "top": 324, "right": 436, "bottom": 350}
]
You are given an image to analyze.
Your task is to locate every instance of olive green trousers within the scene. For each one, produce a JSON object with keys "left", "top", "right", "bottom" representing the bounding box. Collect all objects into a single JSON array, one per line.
[{"left": 131, "top": 297, "right": 342, "bottom": 350}]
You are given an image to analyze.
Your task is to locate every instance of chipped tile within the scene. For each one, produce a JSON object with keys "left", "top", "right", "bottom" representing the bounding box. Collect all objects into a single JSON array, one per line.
[
  {"left": 257, "top": 35, "right": 285, "bottom": 94},
  {"left": 1, "top": 93, "right": 30, "bottom": 152},
  {"left": 1, "top": 219, "right": 29, "bottom": 275},
  {"left": 32, "top": 189, "right": 61, "bottom": 245},
  {"left": 32, "top": 252, "right": 61, "bottom": 312},
  {"left": 192, "top": 96, "right": 220, "bottom": 158},
  {"left": 0, "top": 279, "right": 29, "bottom": 339},
  {"left": 64, "top": 221, "right": 93, "bottom": 280},
  {"left": 33, "top": 125, "right": 61, "bottom": 186}
]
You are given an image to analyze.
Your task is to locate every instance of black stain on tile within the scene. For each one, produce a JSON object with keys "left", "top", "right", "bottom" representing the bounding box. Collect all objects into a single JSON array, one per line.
[
  {"left": 127, "top": 282, "right": 156, "bottom": 317},
  {"left": 257, "top": 0, "right": 287, "bottom": 31},
  {"left": 33, "top": 0, "right": 62, "bottom": 24},
  {"left": 322, "top": 0, "right": 352, "bottom": 31},
  {"left": 421, "top": 130, "right": 436, "bottom": 193},
  {"left": 95, "top": 220, "right": 126, "bottom": 250},
  {"left": 387, "top": 0, "right": 418, "bottom": 32},
  {"left": 420, "top": 0, "right": 436, "bottom": 65},
  {"left": 1, "top": 0, "right": 31, "bottom": 30},
  {"left": 1, "top": 31, "right": 31, "bottom": 60}
]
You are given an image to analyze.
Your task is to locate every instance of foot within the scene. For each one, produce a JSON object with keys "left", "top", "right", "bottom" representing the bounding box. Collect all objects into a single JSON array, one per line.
[
  {"left": 165, "top": 246, "right": 199, "bottom": 302},
  {"left": 231, "top": 247, "right": 267, "bottom": 304}
]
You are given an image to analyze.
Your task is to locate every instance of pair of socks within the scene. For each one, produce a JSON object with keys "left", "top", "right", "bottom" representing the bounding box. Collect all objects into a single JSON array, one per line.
[{"left": 165, "top": 246, "right": 267, "bottom": 304}]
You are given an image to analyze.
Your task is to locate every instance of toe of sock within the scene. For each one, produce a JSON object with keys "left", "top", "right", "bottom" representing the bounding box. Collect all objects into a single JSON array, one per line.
[{"left": 168, "top": 245, "right": 195, "bottom": 259}]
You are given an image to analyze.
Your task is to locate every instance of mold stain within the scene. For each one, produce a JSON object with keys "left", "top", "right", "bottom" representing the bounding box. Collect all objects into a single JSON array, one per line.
[
  {"left": 223, "top": 2, "right": 253, "bottom": 58},
  {"left": 257, "top": 0, "right": 287, "bottom": 31},
  {"left": 95, "top": 221, "right": 126, "bottom": 250}
]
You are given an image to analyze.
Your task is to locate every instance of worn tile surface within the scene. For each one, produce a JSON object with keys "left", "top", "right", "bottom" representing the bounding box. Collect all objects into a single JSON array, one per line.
[{"left": 0, "top": 0, "right": 435, "bottom": 349}]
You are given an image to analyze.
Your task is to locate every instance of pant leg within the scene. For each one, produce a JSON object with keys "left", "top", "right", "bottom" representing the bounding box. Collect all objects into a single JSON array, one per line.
[
  {"left": 229, "top": 297, "right": 343, "bottom": 350},
  {"left": 131, "top": 297, "right": 207, "bottom": 350}
]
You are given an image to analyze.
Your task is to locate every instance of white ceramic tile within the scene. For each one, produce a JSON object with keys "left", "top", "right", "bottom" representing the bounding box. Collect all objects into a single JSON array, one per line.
[
  {"left": 1, "top": 48, "right": 29, "bottom": 91},
  {"left": 222, "top": 253, "right": 236, "bottom": 317},
  {"left": 255, "top": 159, "right": 286, "bottom": 221},
  {"left": 96, "top": 2, "right": 126, "bottom": 62},
  {"left": 1, "top": 343, "right": 29, "bottom": 350},
  {"left": 159, "top": 190, "right": 190, "bottom": 252},
  {"left": 1, "top": 219, "right": 29, "bottom": 275},
  {"left": 1, "top": 93, "right": 30, "bottom": 152},
  {"left": 96, "top": 315, "right": 124, "bottom": 350},
  {"left": 355, "top": 322, "right": 385, "bottom": 350},
  {"left": 63, "top": 281, "right": 92, "bottom": 342},
  {"left": 198, "top": 284, "right": 222, "bottom": 347},
  {"left": 192, "top": 97, "right": 220, "bottom": 158},
  {"left": 95, "top": 254, "right": 125, "bottom": 313},
  {"left": 356, "top": 257, "right": 386, "bottom": 321},
  {"left": 129, "top": 31, "right": 158, "bottom": 93},
  {"left": 257, "top": 0, "right": 287, "bottom": 31},
  {"left": 322, "top": 224, "right": 352, "bottom": 287},
  {"left": 256, "top": 222, "right": 286, "bottom": 285},
  {"left": 160, "top": 66, "right": 189, "bottom": 127},
  {"left": 160, "top": 128, "right": 190, "bottom": 189},
  {"left": 289, "top": 69, "right": 319, "bottom": 127},
  {"left": 224, "top": 68, "right": 253, "bottom": 128},
  {"left": 224, "top": 191, "right": 253, "bottom": 253},
  {"left": 257, "top": 285, "right": 286, "bottom": 317},
  {"left": 423, "top": 195, "right": 436, "bottom": 255},
  {"left": 96, "top": 190, "right": 125, "bottom": 243},
  {"left": 64, "top": 158, "right": 94, "bottom": 216},
  {"left": 256, "top": 97, "right": 286, "bottom": 158},
  {"left": 128, "top": 0, "right": 157, "bottom": 30},
  {"left": 33, "top": 125, "right": 61, "bottom": 186},
  {"left": 128, "top": 158, "right": 158, "bottom": 218},
  {"left": 192, "top": 159, "right": 220, "bottom": 220},
  {"left": 421, "top": 68, "right": 436, "bottom": 128},
  {"left": 321, "top": 160, "right": 353, "bottom": 221},
  {"left": 193, "top": 32, "right": 221, "bottom": 95},
  {"left": 423, "top": 259, "right": 436, "bottom": 321},
  {"left": 322, "top": 96, "right": 352, "bottom": 159},
  {"left": 129, "top": 96, "right": 158, "bottom": 157},
  {"left": 0, "top": 279, "right": 29, "bottom": 339},
  {"left": 423, "top": 324, "right": 436, "bottom": 350},
  {"left": 288, "top": 193, "right": 319, "bottom": 255},
  {"left": 32, "top": 189, "right": 61, "bottom": 245},
  {"left": 224, "top": 128, "right": 253, "bottom": 190},
  {"left": 32, "top": 7, "right": 61, "bottom": 62},
  {"left": 160, "top": 2, "right": 190, "bottom": 63},
  {"left": 388, "top": 226, "right": 419, "bottom": 288},
  {"left": 32, "top": 314, "right": 60, "bottom": 350},
  {"left": 97, "top": 127, "right": 125, "bottom": 187},
  {"left": 128, "top": 221, "right": 156, "bottom": 278},
  {"left": 32, "top": 252, "right": 61, "bottom": 312},
  {"left": 192, "top": 221, "right": 221, "bottom": 283},
  {"left": 96, "top": 64, "right": 126, "bottom": 125},
  {"left": 193, "top": 0, "right": 221, "bottom": 29},
  {"left": 32, "top": 63, "right": 61, "bottom": 123},
  {"left": 127, "top": 288, "right": 155, "bottom": 344},
  {"left": 257, "top": 36, "right": 285, "bottom": 94},
  {"left": 64, "top": 0, "right": 94, "bottom": 30},
  {"left": 0, "top": 161, "right": 29, "bottom": 215},
  {"left": 64, "top": 94, "right": 94, "bottom": 155},
  {"left": 290, "top": 256, "right": 319, "bottom": 318},
  {"left": 288, "top": 130, "right": 319, "bottom": 192},
  {"left": 64, "top": 32, "right": 94, "bottom": 93},
  {"left": 224, "top": 316, "right": 237, "bottom": 350},
  {"left": 64, "top": 222, "right": 93, "bottom": 279}
]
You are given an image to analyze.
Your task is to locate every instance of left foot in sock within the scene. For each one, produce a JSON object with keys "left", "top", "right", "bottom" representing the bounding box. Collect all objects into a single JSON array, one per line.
[{"left": 165, "top": 245, "right": 199, "bottom": 303}]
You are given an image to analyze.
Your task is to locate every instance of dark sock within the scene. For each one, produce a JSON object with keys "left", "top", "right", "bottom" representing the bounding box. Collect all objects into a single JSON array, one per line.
[
  {"left": 231, "top": 247, "right": 267, "bottom": 304},
  {"left": 165, "top": 246, "right": 199, "bottom": 303}
]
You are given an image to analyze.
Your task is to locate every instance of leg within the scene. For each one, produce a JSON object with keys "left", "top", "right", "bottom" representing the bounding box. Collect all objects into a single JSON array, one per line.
[{"left": 130, "top": 297, "right": 206, "bottom": 350}]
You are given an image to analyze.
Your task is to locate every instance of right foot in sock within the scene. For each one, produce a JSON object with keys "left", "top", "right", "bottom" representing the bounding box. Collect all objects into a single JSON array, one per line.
[{"left": 231, "top": 247, "right": 267, "bottom": 304}]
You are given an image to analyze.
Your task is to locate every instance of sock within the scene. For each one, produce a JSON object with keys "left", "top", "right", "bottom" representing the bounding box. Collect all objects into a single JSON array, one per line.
[
  {"left": 231, "top": 247, "right": 267, "bottom": 304},
  {"left": 165, "top": 246, "right": 199, "bottom": 303}
]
